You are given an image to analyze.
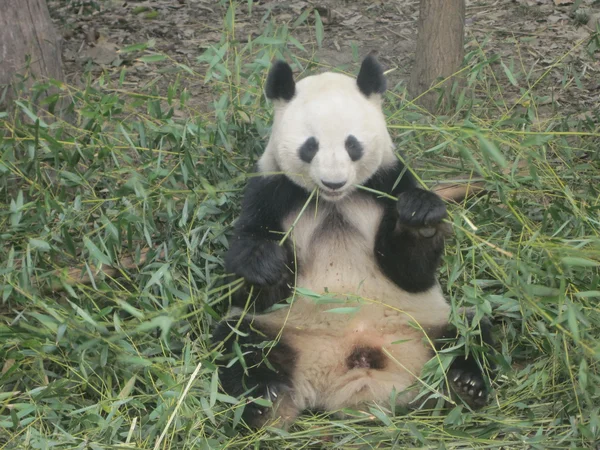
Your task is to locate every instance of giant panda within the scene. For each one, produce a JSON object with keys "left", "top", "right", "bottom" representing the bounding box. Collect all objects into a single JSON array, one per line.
[{"left": 213, "top": 55, "right": 494, "bottom": 429}]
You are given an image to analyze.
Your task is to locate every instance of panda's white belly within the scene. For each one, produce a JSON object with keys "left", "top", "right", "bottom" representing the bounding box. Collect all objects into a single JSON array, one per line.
[
  {"left": 261, "top": 194, "right": 451, "bottom": 411},
  {"left": 281, "top": 194, "right": 448, "bottom": 324},
  {"left": 284, "top": 194, "right": 387, "bottom": 296}
]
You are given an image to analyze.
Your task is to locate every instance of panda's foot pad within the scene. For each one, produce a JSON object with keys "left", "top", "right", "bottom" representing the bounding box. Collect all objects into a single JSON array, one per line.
[{"left": 449, "top": 368, "right": 488, "bottom": 408}]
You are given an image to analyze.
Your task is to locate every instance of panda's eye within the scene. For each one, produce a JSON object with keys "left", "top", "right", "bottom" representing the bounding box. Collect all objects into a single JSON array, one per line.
[
  {"left": 298, "top": 137, "right": 319, "bottom": 163},
  {"left": 345, "top": 135, "right": 363, "bottom": 161}
]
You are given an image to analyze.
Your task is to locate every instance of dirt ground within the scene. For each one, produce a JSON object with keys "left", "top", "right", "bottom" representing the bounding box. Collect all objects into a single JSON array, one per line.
[{"left": 47, "top": 0, "right": 600, "bottom": 116}]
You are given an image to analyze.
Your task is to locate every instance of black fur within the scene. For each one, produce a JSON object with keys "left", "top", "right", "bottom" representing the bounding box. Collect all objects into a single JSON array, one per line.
[
  {"left": 225, "top": 173, "right": 308, "bottom": 311},
  {"left": 298, "top": 137, "right": 319, "bottom": 163},
  {"left": 226, "top": 160, "right": 448, "bottom": 309},
  {"left": 396, "top": 188, "right": 447, "bottom": 228},
  {"left": 214, "top": 59, "right": 496, "bottom": 428},
  {"left": 366, "top": 161, "right": 449, "bottom": 293},
  {"left": 214, "top": 317, "right": 297, "bottom": 427},
  {"left": 265, "top": 60, "right": 296, "bottom": 101},
  {"left": 227, "top": 237, "right": 291, "bottom": 286},
  {"left": 225, "top": 273, "right": 295, "bottom": 314},
  {"left": 345, "top": 135, "right": 364, "bottom": 161},
  {"left": 356, "top": 54, "right": 387, "bottom": 97},
  {"left": 436, "top": 313, "right": 495, "bottom": 408}
]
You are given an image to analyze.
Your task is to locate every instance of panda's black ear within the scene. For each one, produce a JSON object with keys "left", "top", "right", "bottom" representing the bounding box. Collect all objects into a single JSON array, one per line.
[
  {"left": 357, "top": 55, "right": 387, "bottom": 97},
  {"left": 265, "top": 60, "right": 296, "bottom": 101}
]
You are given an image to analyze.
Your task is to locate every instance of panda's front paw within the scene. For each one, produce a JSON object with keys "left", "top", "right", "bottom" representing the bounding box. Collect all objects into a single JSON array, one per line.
[
  {"left": 226, "top": 237, "right": 292, "bottom": 286},
  {"left": 449, "top": 367, "right": 489, "bottom": 408},
  {"left": 397, "top": 188, "right": 448, "bottom": 237}
]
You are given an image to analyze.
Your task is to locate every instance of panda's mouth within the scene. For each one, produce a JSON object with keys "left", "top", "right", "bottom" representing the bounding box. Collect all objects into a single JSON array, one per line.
[{"left": 319, "top": 189, "right": 348, "bottom": 201}]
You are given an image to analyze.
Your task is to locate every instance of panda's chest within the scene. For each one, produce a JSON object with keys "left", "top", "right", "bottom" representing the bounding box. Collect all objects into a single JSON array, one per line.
[{"left": 282, "top": 194, "right": 386, "bottom": 295}]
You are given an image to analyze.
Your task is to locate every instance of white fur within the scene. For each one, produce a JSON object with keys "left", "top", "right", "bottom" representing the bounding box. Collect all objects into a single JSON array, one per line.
[
  {"left": 259, "top": 72, "right": 397, "bottom": 201},
  {"left": 257, "top": 194, "right": 450, "bottom": 417},
  {"left": 249, "top": 69, "right": 449, "bottom": 424}
]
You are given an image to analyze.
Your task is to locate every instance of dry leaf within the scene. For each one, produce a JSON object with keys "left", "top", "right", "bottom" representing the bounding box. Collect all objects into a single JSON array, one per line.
[
  {"left": 343, "top": 14, "right": 362, "bottom": 26},
  {"left": 82, "top": 40, "right": 118, "bottom": 65}
]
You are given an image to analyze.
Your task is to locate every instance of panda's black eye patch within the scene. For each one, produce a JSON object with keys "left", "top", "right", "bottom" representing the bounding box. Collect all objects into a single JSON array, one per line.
[
  {"left": 298, "top": 137, "right": 319, "bottom": 163},
  {"left": 345, "top": 135, "right": 363, "bottom": 161}
]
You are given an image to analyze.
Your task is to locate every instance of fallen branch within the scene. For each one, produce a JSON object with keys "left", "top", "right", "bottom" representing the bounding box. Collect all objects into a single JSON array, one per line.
[
  {"left": 433, "top": 180, "right": 486, "bottom": 202},
  {"left": 433, "top": 160, "right": 529, "bottom": 202}
]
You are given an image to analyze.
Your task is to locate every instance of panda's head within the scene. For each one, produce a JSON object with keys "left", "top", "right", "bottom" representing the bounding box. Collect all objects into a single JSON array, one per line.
[{"left": 258, "top": 55, "right": 397, "bottom": 202}]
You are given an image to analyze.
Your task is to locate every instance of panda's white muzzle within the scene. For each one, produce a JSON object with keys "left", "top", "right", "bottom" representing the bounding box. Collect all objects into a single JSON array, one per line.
[{"left": 313, "top": 149, "right": 354, "bottom": 199}]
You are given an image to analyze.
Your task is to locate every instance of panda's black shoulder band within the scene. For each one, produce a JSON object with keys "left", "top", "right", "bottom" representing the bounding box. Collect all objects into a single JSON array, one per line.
[
  {"left": 364, "top": 159, "right": 417, "bottom": 200},
  {"left": 266, "top": 60, "right": 296, "bottom": 101},
  {"left": 357, "top": 55, "right": 387, "bottom": 97},
  {"left": 234, "top": 173, "right": 308, "bottom": 236}
]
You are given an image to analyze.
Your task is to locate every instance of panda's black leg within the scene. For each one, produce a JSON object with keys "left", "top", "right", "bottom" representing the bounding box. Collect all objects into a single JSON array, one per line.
[
  {"left": 438, "top": 314, "right": 495, "bottom": 408},
  {"left": 213, "top": 316, "right": 297, "bottom": 428},
  {"left": 448, "top": 360, "right": 488, "bottom": 408},
  {"left": 375, "top": 188, "right": 451, "bottom": 293}
]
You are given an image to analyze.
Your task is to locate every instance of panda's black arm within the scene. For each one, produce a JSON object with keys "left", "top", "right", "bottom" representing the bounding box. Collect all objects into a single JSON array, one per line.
[
  {"left": 225, "top": 174, "right": 308, "bottom": 311},
  {"left": 368, "top": 161, "right": 448, "bottom": 293}
]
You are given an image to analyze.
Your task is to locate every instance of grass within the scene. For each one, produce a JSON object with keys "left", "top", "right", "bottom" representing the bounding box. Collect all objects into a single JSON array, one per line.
[{"left": 1, "top": 4, "right": 599, "bottom": 449}]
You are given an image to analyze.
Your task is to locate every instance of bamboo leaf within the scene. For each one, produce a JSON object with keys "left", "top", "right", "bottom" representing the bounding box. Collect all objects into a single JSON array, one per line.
[
  {"left": 325, "top": 307, "right": 360, "bottom": 314},
  {"left": 501, "top": 60, "right": 518, "bottom": 86},
  {"left": 478, "top": 135, "right": 508, "bottom": 168},
  {"left": 561, "top": 257, "right": 599, "bottom": 267},
  {"left": 315, "top": 10, "right": 324, "bottom": 47},
  {"left": 83, "top": 237, "right": 112, "bottom": 266}
]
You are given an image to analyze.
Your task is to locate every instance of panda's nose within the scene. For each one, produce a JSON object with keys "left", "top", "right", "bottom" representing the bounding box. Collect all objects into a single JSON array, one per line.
[{"left": 321, "top": 180, "right": 346, "bottom": 190}]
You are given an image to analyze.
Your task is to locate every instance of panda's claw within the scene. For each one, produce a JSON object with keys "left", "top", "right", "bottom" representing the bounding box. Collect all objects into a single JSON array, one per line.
[
  {"left": 266, "top": 385, "right": 278, "bottom": 401},
  {"left": 449, "top": 367, "right": 489, "bottom": 408}
]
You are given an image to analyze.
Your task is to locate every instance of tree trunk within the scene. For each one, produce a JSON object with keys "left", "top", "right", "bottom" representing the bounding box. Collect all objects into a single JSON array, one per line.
[
  {"left": 0, "top": 0, "right": 64, "bottom": 107},
  {"left": 408, "top": 0, "right": 465, "bottom": 112}
]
